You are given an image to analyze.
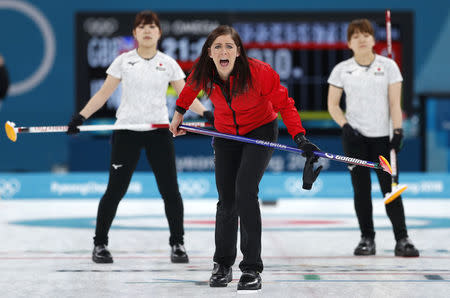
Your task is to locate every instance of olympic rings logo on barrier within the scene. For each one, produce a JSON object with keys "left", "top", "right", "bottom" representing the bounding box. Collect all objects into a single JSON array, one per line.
[
  {"left": 178, "top": 178, "right": 211, "bottom": 197},
  {"left": 0, "top": 179, "right": 21, "bottom": 198},
  {"left": 83, "top": 17, "right": 119, "bottom": 36},
  {"left": 284, "top": 176, "right": 323, "bottom": 195},
  {"left": 0, "top": 0, "right": 56, "bottom": 96}
]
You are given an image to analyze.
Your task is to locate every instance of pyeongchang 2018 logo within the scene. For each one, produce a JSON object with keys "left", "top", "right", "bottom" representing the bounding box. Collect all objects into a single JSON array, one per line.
[{"left": 0, "top": 179, "right": 21, "bottom": 198}]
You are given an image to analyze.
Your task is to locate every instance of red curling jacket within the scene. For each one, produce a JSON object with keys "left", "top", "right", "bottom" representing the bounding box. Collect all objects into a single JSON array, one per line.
[{"left": 176, "top": 58, "right": 306, "bottom": 139}]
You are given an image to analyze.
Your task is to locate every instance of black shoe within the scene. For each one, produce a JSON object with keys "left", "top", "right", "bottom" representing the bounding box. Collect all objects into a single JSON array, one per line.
[
  {"left": 171, "top": 244, "right": 189, "bottom": 263},
  {"left": 395, "top": 237, "right": 420, "bottom": 257},
  {"left": 237, "top": 270, "right": 262, "bottom": 291},
  {"left": 92, "top": 244, "right": 113, "bottom": 263},
  {"left": 354, "top": 237, "right": 376, "bottom": 256},
  {"left": 209, "top": 263, "right": 232, "bottom": 287}
]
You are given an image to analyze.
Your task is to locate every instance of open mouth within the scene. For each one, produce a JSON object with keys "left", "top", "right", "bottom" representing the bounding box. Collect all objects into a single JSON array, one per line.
[{"left": 219, "top": 59, "right": 229, "bottom": 67}]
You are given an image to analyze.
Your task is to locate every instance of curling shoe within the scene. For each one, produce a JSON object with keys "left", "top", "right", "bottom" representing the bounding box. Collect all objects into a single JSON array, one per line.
[
  {"left": 171, "top": 243, "right": 189, "bottom": 263},
  {"left": 237, "top": 270, "right": 262, "bottom": 291},
  {"left": 395, "top": 237, "right": 420, "bottom": 257},
  {"left": 92, "top": 244, "right": 113, "bottom": 263},
  {"left": 354, "top": 237, "right": 376, "bottom": 256},
  {"left": 209, "top": 263, "right": 232, "bottom": 287}
]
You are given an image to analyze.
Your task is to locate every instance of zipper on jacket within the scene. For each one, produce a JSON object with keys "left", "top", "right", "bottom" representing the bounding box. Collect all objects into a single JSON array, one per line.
[{"left": 215, "top": 78, "right": 239, "bottom": 135}]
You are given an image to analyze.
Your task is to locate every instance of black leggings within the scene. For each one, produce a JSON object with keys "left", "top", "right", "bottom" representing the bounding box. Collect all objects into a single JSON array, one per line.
[
  {"left": 94, "top": 129, "right": 184, "bottom": 246},
  {"left": 342, "top": 135, "right": 408, "bottom": 241},
  {"left": 212, "top": 120, "right": 278, "bottom": 273}
]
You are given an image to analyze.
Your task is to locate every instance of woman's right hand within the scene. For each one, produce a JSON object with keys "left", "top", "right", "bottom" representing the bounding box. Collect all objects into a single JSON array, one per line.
[
  {"left": 342, "top": 123, "right": 361, "bottom": 143},
  {"left": 169, "top": 111, "right": 186, "bottom": 137},
  {"left": 66, "top": 114, "right": 86, "bottom": 135}
]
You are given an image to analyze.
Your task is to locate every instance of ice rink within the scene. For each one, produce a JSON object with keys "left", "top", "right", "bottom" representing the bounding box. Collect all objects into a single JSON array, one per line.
[{"left": 1, "top": 198, "right": 449, "bottom": 297}]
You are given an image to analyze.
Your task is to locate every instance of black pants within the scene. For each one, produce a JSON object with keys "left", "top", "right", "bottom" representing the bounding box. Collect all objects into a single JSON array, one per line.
[
  {"left": 212, "top": 120, "right": 278, "bottom": 273},
  {"left": 94, "top": 129, "right": 184, "bottom": 246},
  {"left": 342, "top": 135, "right": 408, "bottom": 241}
]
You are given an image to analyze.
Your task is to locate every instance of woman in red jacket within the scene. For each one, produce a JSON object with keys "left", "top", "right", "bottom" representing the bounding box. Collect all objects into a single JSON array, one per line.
[{"left": 170, "top": 25, "right": 321, "bottom": 292}]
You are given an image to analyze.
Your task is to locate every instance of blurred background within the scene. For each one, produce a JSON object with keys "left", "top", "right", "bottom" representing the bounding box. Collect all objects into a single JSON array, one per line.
[{"left": 1, "top": 0, "right": 449, "bottom": 200}]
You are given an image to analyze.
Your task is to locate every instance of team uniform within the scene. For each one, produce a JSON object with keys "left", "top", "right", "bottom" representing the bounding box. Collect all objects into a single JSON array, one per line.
[
  {"left": 328, "top": 54, "right": 408, "bottom": 242},
  {"left": 94, "top": 49, "right": 187, "bottom": 248},
  {"left": 176, "top": 58, "right": 306, "bottom": 273}
]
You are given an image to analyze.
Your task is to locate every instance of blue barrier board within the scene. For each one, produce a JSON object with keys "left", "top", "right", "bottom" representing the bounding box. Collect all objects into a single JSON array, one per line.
[{"left": 1, "top": 172, "right": 449, "bottom": 200}]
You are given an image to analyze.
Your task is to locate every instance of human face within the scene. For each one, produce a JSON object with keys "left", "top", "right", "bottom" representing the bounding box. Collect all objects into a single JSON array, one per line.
[
  {"left": 348, "top": 30, "right": 375, "bottom": 56},
  {"left": 133, "top": 23, "right": 161, "bottom": 49},
  {"left": 208, "top": 34, "right": 240, "bottom": 80}
]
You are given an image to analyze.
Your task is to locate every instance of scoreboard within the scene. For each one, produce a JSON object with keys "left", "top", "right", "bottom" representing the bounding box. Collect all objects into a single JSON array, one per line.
[{"left": 76, "top": 12, "right": 413, "bottom": 125}]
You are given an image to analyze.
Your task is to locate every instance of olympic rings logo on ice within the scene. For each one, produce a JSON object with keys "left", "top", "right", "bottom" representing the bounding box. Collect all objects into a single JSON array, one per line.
[
  {"left": 178, "top": 178, "right": 210, "bottom": 197},
  {"left": 0, "top": 179, "right": 21, "bottom": 198},
  {"left": 0, "top": 0, "right": 56, "bottom": 96},
  {"left": 83, "top": 17, "right": 119, "bottom": 36},
  {"left": 284, "top": 176, "right": 323, "bottom": 195}
]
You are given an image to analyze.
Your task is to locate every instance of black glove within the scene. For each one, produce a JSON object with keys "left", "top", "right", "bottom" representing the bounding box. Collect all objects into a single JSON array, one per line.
[
  {"left": 294, "top": 133, "right": 320, "bottom": 161},
  {"left": 67, "top": 114, "right": 85, "bottom": 135},
  {"left": 203, "top": 110, "right": 214, "bottom": 127},
  {"left": 390, "top": 128, "right": 404, "bottom": 152},
  {"left": 342, "top": 123, "right": 361, "bottom": 143},
  {"left": 302, "top": 155, "right": 323, "bottom": 190}
]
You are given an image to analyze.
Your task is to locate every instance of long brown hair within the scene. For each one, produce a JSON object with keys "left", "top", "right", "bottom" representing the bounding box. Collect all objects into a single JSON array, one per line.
[{"left": 189, "top": 25, "right": 251, "bottom": 96}]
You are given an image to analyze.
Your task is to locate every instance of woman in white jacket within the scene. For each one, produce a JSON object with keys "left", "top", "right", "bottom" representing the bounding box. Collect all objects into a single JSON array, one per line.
[{"left": 327, "top": 18, "right": 419, "bottom": 257}]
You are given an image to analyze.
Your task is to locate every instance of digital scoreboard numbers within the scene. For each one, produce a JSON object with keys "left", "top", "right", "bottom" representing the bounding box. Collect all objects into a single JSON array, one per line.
[{"left": 76, "top": 12, "right": 412, "bottom": 124}]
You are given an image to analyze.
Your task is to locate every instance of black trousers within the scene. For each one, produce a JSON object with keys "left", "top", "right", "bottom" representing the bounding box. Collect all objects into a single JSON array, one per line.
[
  {"left": 212, "top": 120, "right": 278, "bottom": 273},
  {"left": 94, "top": 129, "right": 184, "bottom": 246},
  {"left": 342, "top": 135, "right": 408, "bottom": 241}
]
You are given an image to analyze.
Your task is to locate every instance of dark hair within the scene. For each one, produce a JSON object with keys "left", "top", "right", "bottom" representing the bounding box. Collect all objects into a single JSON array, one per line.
[
  {"left": 133, "top": 11, "right": 162, "bottom": 33},
  {"left": 189, "top": 25, "right": 251, "bottom": 96},
  {"left": 347, "top": 19, "right": 375, "bottom": 41}
]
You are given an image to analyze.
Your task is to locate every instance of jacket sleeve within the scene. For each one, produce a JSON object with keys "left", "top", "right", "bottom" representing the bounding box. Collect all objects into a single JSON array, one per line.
[
  {"left": 0, "top": 65, "right": 10, "bottom": 99},
  {"left": 175, "top": 72, "right": 201, "bottom": 114},
  {"left": 260, "top": 65, "right": 306, "bottom": 138}
]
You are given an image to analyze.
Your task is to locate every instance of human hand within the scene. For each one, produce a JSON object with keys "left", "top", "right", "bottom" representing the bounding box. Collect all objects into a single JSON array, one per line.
[
  {"left": 302, "top": 155, "right": 323, "bottom": 190},
  {"left": 169, "top": 111, "right": 186, "bottom": 137},
  {"left": 342, "top": 123, "right": 361, "bottom": 143},
  {"left": 294, "top": 133, "right": 320, "bottom": 161},
  {"left": 66, "top": 114, "right": 85, "bottom": 135},
  {"left": 203, "top": 110, "right": 214, "bottom": 127},
  {"left": 390, "top": 128, "right": 404, "bottom": 152}
]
